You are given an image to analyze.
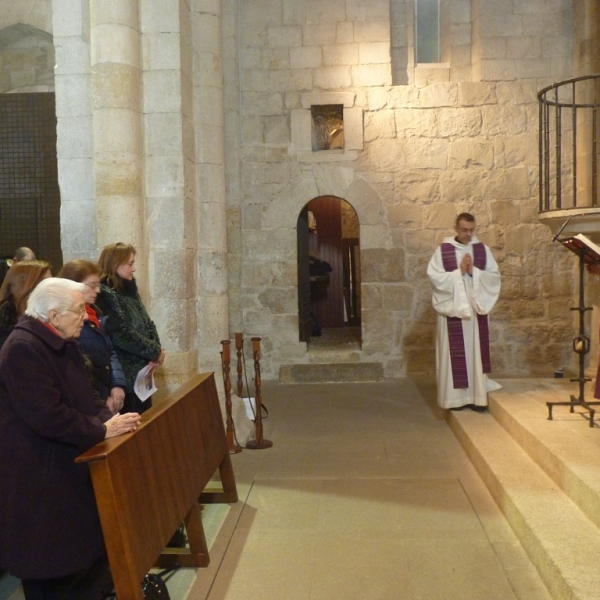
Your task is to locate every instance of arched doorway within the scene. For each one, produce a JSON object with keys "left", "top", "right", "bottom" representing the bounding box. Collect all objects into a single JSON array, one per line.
[
  {"left": 0, "top": 25, "right": 61, "bottom": 272},
  {"left": 297, "top": 196, "right": 361, "bottom": 345}
]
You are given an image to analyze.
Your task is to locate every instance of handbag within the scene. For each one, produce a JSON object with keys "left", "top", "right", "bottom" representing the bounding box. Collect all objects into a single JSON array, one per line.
[
  {"left": 141, "top": 573, "right": 171, "bottom": 599},
  {"left": 102, "top": 569, "right": 173, "bottom": 599}
]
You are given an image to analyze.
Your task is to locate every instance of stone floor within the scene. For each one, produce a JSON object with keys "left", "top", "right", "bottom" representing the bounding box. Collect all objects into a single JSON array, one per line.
[
  {"left": 0, "top": 378, "right": 551, "bottom": 600},
  {"left": 189, "top": 378, "right": 550, "bottom": 599}
]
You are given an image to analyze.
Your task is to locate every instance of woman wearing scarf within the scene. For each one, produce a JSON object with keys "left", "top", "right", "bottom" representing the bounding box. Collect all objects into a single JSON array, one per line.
[
  {"left": 95, "top": 243, "right": 165, "bottom": 414},
  {"left": 59, "top": 260, "right": 127, "bottom": 415}
]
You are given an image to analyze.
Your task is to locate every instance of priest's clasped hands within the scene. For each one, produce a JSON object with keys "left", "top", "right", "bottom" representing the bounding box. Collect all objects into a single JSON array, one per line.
[{"left": 460, "top": 253, "right": 473, "bottom": 276}]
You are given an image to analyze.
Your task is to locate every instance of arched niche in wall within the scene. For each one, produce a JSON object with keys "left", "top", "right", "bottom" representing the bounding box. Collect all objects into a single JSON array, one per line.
[
  {"left": 297, "top": 195, "right": 361, "bottom": 346},
  {"left": 0, "top": 24, "right": 61, "bottom": 271},
  {"left": 0, "top": 24, "right": 54, "bottom": 93}
]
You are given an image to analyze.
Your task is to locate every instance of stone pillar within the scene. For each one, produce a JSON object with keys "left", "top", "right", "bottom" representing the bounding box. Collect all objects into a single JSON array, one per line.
[
  {"left": 193, "top": 0, "right": 230, "bottom": 374},
  {"left": 140, "top": 0, "right": 199, "bottom": 388},
  {"left": 222, "top": 0, "right": 243, "bottom": 335},
  {"left": 53, "top": 0, "right": 95, "bottom": 261},
  {"left": 90, "top": 0, "right": 145, "bottom": 269},
  {"left": 574, "top": 0, "right": 600, "bottom": 376}
]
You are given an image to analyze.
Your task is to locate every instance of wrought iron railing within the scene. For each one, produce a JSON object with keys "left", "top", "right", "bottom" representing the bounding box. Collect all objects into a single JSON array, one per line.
[{"left": 538, "top": 74, "right": 600, "bottom": 212}]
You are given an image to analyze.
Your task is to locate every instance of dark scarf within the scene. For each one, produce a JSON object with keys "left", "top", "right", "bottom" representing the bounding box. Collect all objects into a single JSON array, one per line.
[{"left": 101, "top": 276, "right": 139, "bottom": 298}]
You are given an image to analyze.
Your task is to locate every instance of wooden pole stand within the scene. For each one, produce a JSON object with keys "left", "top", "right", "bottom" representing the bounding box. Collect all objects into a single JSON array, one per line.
[
  {"left": 235, "top": 332, "right": 244, "bottom": 398},
  {"left": 245, "top": 337, "right": 273, "bottom": 450},
  {"left": 221, "top": 340, "right": 242, "bottom": 454}
]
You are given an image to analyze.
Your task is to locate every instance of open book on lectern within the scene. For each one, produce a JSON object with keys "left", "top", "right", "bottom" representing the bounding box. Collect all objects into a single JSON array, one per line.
[{"left": 561, "top": 233, "right": 600, "bottom": 264}]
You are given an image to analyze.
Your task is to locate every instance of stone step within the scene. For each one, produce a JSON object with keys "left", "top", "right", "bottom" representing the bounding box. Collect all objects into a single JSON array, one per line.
[
  {"left": 488, "top": 379, "right": 600, "bottom": 531},
  {"left": 279, "top": 362, "right": 383, "bottom": 383},
  {"left": 307, "top": 347, "right": 361, "bottom": 363},
  {"left": 449, "top": 379, "right": 600, "bottom": 600}
]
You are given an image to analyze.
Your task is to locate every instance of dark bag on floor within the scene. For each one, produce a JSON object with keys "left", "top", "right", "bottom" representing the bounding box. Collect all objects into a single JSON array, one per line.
[
  {"left": 141, "top": 573, "right": 171, "bottom": 599},
  {"left": 102, "top": 571, "right": 172, "bottom": 600}
]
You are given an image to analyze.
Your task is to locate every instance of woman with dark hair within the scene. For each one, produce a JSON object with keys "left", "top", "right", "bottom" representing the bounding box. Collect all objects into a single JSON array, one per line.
[
  {"left": 59, "top": 260, "right": 127, "bottom": 415},
  {"left": 0, "top": 277, "right": 141, "bottom": 600},
  {"left": 0, "top": 260, "right": 51, "bottom": 349},
  {"left": 95, "top": 243, "right": 165, "bottom": 414}
]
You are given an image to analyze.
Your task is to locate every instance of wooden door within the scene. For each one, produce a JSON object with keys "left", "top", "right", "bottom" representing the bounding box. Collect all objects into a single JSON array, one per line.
[
  {"left": 307, "top": 197, "right": 344, "bottom": 328},
  {"left": 297, "top": 208, "right": 312, "bottom": 341}
]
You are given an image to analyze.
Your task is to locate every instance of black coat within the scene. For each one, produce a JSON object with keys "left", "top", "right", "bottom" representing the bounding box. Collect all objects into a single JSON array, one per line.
[
  {"left": 95, "top": 278, "right": 161, "bottom": 390},
  {"left": 0, "top": 316, "right": 112, "bottom": 579},
  {"left": 78, "top": 310, "right": 127, "bottom": 401},
  {"left": 0, "top": 299, "right": 17, "bottom": 351}
]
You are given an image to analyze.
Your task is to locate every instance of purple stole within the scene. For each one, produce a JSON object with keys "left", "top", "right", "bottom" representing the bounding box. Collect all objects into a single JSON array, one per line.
[{"left": 441, "top": 242, "right": 491, "bottom": 389}]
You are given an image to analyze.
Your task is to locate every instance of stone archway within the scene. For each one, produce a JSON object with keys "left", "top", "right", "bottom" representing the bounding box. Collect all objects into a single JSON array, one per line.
[{"left": 297, "top": 195, "right": 361, "bottom": 346}]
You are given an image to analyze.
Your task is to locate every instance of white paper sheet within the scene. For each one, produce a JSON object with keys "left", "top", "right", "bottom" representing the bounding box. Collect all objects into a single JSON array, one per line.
[{"left": 133, "top": 365, "right": 157, "bottom": 402}]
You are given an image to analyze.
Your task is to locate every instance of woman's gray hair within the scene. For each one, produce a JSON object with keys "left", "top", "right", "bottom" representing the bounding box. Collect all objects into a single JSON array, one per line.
[{"left": 25, "top": 278, "right": 86, "bottom": 322}]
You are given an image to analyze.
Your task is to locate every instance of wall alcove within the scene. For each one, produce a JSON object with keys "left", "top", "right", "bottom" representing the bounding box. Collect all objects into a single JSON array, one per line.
[{"left": 297, "top": 196, "right": 361, "bottom": 346}]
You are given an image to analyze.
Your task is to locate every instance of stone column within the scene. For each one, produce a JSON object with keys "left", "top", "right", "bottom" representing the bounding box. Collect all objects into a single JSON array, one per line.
[
  {"left": 140, "top": 0, "right": 199, "bottom": 388},
  {"left": 53, "top": 0, "right": 95, "bottom": 261},
  {"left": 222, "top": 0, "right": 243, "bottom": 335},
  {"left": 193, "top": 0, "right": 230, "bottom": 374},
  {"left": 574, "top": 0, "right": 600, "bottom": 375},
  {"left": 90, "top": 0, "right": 145, "bottom": 269}
]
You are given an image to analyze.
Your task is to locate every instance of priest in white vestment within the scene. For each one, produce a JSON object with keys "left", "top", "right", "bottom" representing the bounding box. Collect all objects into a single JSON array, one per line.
[{"left": 427, "top": 213, "right": 501, "bottom": 410}]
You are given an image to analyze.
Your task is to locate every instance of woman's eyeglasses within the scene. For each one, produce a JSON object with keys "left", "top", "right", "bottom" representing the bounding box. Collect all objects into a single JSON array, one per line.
[
  {"left": 64, "top": 306, "right": 86, "bottom": 317},
  {"left": 84, "top": 282, "right": 101, "bottom": 290}
]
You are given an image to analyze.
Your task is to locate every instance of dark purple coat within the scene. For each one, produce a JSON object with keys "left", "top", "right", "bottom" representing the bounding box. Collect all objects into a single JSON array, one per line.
[{"left": 0, "top": 316, "right": 112, "bottom": 579}]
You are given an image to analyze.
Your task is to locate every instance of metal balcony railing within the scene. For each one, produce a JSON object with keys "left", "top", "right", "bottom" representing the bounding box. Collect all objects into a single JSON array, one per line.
[{"left": 538, "top": 74, "right": 600, "bottom": 213}]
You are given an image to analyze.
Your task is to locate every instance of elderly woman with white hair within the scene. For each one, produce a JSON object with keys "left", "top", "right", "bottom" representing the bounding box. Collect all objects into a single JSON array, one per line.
[{"left": 0, "top": 277, "right": 141, "bottom": 600}]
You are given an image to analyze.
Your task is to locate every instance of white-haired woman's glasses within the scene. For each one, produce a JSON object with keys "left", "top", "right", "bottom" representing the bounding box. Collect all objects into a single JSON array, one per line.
[{"left": 64, "top": 305, "right": 86, "bottom": 317}]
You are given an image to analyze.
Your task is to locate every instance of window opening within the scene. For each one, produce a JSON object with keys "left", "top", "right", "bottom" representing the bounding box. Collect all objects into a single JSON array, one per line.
[{"left": 415, "top": 0, "right": 440, "bottom": 64}]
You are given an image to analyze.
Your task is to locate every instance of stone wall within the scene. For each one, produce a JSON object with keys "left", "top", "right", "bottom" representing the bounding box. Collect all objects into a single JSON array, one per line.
[
  {"left": 1, "top": 0, "right": 593, "bottom": 384},
  {"left": 232, "top": 0, "right": 579, "bottom": 379}
]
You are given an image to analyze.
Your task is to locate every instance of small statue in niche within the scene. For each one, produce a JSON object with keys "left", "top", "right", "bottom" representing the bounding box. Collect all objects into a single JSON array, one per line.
[{"left": 311, "top": 105, "right": 344, "bottom": 151}]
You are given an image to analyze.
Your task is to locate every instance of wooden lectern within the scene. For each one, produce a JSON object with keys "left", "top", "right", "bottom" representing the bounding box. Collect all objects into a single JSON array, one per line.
[{"left": 76, "top": 372, "right": 237, "bottom": 600}]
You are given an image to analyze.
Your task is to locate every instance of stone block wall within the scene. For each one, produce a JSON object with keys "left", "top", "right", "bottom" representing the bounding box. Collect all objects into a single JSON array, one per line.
[
  {"left": 472, "top": 0, "right": 573, "bottom": 82},
  {"left": 231, "top": 0, "right": 580, "bottom": 379},
  {"left": 3, "top": 0, "right": 595, "bottom": 385}
]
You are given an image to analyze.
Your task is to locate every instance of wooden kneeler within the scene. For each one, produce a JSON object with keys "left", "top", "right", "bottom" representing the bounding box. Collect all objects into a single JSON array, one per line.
[{"left": 76, "top": 372, "right": 237, "bottom": 600}]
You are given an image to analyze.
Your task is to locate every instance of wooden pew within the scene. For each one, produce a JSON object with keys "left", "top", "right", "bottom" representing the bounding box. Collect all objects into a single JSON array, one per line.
[{"left": 76, "top": 372, "right": 237, "bottom": 600}]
